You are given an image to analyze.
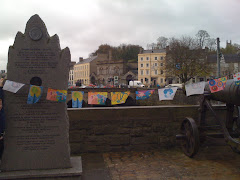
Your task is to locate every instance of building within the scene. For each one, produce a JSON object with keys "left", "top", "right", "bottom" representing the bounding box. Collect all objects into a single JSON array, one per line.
[
  {"left": 207, "top": 53, "right": 240, "bottom": 79},
  {"left": 68, "top": 61, "right": 76, "bottom": 86},
  {"left": 95, "top": 58, "right": 138, "bottom": 86},
  {"left": 138, "top": 49, "right": 167, "bottom": 87},
  {"left": 73, "top": 54, "right": 108, "bottom": 85}
]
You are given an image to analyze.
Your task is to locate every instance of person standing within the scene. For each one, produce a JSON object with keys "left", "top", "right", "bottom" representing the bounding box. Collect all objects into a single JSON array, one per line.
[{"left": 0, "top": 78, "right": 5, "bottom": 159}]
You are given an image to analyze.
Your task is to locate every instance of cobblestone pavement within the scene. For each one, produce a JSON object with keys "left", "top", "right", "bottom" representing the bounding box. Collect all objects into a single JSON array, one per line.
[{"left": 103, "top": 144, "right": 240, "bottom": 180}]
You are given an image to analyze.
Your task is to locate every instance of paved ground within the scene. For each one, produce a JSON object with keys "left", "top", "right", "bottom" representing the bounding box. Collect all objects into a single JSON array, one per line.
[
  {"left": 81, "top": 139, "right": 240, "bottom": 180},
  {"left": 104, "top": 146, "right": 240, "bottom": 180}
]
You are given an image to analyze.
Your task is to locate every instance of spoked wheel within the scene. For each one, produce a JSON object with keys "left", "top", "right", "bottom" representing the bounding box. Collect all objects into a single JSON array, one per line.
[
  {"left": 180, "top": 117, "right": 200, "bottom": 158},
  {"left": 231, "top": 116, "right": 240, "bottom": 154}
]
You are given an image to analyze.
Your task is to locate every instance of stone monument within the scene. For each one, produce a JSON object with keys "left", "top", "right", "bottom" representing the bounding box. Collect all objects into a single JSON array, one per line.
[{"left": 0, "top": 14, "right": 81, "bottom": 179}]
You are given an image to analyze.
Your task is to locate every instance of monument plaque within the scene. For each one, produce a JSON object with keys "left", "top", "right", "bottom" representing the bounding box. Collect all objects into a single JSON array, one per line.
[{"left": 1, "top": 14, "right": 71, "bottom": 171}]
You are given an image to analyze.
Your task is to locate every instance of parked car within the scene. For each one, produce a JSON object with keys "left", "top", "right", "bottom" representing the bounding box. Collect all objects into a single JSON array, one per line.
[
  {"left": 129, "top": 81, "right": 145, "bottom": 87},
  {"left": 120, "top": 83, "right": 128, "bottom": 88},
  {"left": 165, "top": 84, "right": 183, "bottom": 89},
  {"left": 79, "top": 84, "right": 87, "bottom": 88},
  {"left": 87, "top": 84, "right": 96, "bottom": 88}
]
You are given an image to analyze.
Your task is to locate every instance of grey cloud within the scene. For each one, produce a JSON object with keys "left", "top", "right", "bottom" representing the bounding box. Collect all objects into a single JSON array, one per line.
[{"left": 1, "top": 0, "right": 240, "bottom": 70}]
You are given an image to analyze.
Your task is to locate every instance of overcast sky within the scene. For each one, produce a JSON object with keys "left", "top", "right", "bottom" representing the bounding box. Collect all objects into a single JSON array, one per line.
[{"left": 0, "top": 0, "right": 240, "bottom": 71}]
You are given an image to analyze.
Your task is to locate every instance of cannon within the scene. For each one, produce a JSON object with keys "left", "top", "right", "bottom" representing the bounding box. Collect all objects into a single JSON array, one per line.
[{"left": 176, "top": 79, "right": 240, "bottom": 157}]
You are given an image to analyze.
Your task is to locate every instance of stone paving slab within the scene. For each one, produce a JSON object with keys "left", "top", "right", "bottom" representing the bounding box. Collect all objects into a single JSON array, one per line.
[
  {"left": 81, "top": 153, "right": 111, "bottom": 180},
  {"left": 103, "top": 145, "right": 240, "bottom": 180}
]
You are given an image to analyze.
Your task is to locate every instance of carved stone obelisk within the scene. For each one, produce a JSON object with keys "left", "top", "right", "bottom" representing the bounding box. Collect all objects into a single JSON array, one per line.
[{"left": 1, "top": 14, "right": 71, "bottom": 171}]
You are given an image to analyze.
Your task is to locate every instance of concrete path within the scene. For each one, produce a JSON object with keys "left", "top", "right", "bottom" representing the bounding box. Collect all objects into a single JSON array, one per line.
[
  {"left": 103, "top": 145, "right": 240, "bottom": 180},
  {"left": 81, "top": 153, "right": 111, "bottom": 180},
  {"left": 81, "top": 137, "right": 240, "bottom": 180}
]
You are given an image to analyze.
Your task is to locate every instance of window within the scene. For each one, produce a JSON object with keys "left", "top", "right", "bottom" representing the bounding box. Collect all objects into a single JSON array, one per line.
[
  {"left": 155, "top": 70, "right": 158, "bottom": 75},
  {"left": 146, "top": 63, "right": 149, "bottom": 67},
  {"left": 141, "top": 64, "right": 143, "bottom": 67},
  {"left": 161, "top": 70, "right": 163, "bottom": 74},
  {"left": 155, "top": 63, "right": 157, "bottom": 66},
  {"left": 199, "top": 78, "right": 204, "bottom": 82},
  {"left": 161, "top": 78, "right": 163, "bottom": 83},
  {"left": 146, "top": 70, "right": 149, "bottom": 75},
  {"left": 141, "top": 70, "right": 143, "bottom": 75},
  {"left": 155, "top": 57, "right": 157, "bottom": 60},
  {"left": 160, "top": 56, "right": 164, "bottom": 60},
  {"left": 161, "top": 63, "right": 163, "bottom": 66},
  {"left": 141, "top": 79, "right": 143, "bottom": 83},
  {"left": 141, "top": 57, "right": 143, "bottom": 61},
  {"left": 145, "top": 78, "right": 149, "bottom": 83},
  {"left": 146, "top": 57, "right": 149, "bottom": 60}
]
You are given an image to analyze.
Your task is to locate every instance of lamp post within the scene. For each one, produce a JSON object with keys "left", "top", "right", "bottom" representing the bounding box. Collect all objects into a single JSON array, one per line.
[{"left": 217, "top": 37, "right": 221, "bottom": 78}]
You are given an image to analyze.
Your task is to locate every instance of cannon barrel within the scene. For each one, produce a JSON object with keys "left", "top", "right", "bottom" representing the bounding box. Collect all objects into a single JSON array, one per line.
[{"left": 205, "top": 79, "right": 240, "bottom": 106}]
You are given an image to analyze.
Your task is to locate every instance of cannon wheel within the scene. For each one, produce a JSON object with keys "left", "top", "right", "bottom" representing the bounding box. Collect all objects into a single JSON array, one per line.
[{"left": 180, "top": 117, "right": 200, "bottom": 158}]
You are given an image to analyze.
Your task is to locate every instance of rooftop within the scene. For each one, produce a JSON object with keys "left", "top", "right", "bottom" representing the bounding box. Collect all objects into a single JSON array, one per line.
[
  {"left": 76, "top": 56, "right": 98, "bottom": 65},
  {"left": 207, "top": 54, "right": 240, "bottom": 63},
  {"left": 141, "top": 49, "right": 166, "bottom": 54}
]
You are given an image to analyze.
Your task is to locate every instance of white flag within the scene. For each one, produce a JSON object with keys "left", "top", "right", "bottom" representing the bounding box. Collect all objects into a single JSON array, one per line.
[
  {"left": 185, "top": 82, "right": 205, "bottom": 96},
  {"left": 3, "top": 80, "right": 25, "bottom": 93},
  {"left": 233, "top": 72, "right": 240, "bottom": 81},
  {"left": 158, "top": 87, "right": 178, "bottom": 101}
]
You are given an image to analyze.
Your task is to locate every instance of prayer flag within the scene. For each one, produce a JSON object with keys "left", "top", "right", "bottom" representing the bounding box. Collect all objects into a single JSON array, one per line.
[
  {"left": 158, "top": 87, "right": 178, "bottom": 101},
  {"left": 185, "top": 82, "right": 205, "bottom": 96},
  {"left": 111, "top": 91, "right": 130, "bottom": 105},
  {"left": 72, "top": 91, "right": 84, "bottom": 108},
  {"left": 27, "top": 85, "right": 43, "bottom": 104},
  {"left": 208, "top": 76, "right": 227, "bottom": 93},
  {"left": 136, "top": 90, "right": 155, "bottom": 100},
  {"left": 88, "top": 92, "right": 108, "bottom": 105},
  {"left": 233, "top": 72, "right": 240, "bottom": 86},
  {"left": 3, "top": 80, "right": 24, "bottom": 93},
  {"left": 46, "top": 88, "right": 67, "bottom": 102}
]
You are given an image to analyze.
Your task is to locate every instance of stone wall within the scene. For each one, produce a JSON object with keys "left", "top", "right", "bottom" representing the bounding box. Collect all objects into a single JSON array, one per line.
[{"left": 68, "top": 105, "right": 226, "bottom": 154}]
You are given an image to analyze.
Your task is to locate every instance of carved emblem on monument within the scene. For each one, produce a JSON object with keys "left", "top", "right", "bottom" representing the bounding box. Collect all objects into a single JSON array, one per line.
[{"left": 29, "top": 27, "right": 42, "bottom": 41}]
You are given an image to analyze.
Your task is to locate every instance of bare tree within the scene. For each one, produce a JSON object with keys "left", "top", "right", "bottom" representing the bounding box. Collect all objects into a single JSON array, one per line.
[
  {"left": 157, "top": 36, "right": 168, "bottom": 49},
  {"left": 196, "top": 30, "right": 210, "bottom": 48},
  {"left": 165, "top": 36, "right": 211, "bottom": 83},
  {"left": 146, "top": 43, "right": 157, "bottom": 50},
  {"left": 206, "top": 38, "right": 217, "bottom": 51}
]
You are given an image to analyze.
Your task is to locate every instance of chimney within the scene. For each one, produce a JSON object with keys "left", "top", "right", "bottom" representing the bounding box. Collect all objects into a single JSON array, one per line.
[
  {"left": 166, "top": 46, "right": 169, "bottom": 52},
  {"left": 79, "top": 57, "right": 83, "bottom": 62}
]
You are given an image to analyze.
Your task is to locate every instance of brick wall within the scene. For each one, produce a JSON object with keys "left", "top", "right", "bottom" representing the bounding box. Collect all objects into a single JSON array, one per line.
[{"left": 68, "top": 105, "right": 226, "bottom": 154}]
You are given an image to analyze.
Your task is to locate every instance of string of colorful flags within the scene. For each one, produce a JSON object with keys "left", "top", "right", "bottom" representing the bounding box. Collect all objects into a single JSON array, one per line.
[
  {"left": 3, "top": 72, "right": 240, "bottom": 108},
  {"left": 3, "top": 80, "right": 68, "bottom": 104}
]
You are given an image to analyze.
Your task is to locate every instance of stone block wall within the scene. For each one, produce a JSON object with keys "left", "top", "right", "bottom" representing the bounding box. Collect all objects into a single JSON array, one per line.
[{"left": 68, "top": 105, "right": 226, "bottom": 154}]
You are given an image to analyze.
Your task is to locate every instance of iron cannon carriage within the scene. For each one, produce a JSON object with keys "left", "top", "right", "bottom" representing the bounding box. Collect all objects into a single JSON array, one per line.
[{"left": 176, "top": 79, "right": 240, "bottom": 157}]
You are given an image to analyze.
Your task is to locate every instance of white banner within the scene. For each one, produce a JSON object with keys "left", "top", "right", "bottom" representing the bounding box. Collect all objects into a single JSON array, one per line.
[
  {"left": 158, "top": 87, "right": 178, "bottom": 101},
  {"left": 185, "top": 81, "right": 205, "bottom": 96},
  {"left": 3, "top": 80, "right": 25, "bottom": 93}
]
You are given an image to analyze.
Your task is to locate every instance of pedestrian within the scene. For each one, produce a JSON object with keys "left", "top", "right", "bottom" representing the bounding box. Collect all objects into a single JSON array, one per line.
[
  {"left": 0, "top": 78, "right": 5, "bottom": 159},
  {"left": 157, "top": 84, "right": 160, "bottom": 89}
]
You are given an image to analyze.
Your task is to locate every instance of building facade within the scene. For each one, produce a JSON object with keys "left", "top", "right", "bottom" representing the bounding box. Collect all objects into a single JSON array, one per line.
[
  {"left": 73, "top": 54, "right": 108, "bottom": 86},
  {"left": 138, "top": 49, "right": 166, "bottom": 87},
  {"left": 68, "top": 62, "right": 76, "bottom": 86},
  {"left": 95, "top": 59, "right": 138, "bottom": 86}
]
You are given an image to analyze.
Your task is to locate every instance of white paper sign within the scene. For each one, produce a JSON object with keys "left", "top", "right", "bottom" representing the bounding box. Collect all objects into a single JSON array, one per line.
[
  {"left": 3, "top": 80, "right": 25, "bottom": 93},
  {"left": 234, "top": 72, "right": 240, "bottom": 81},
  {"left": 158, "top": 87, "right": 178, "bottom": 101},
  {"left": 185, "top": 82, "right": 205, "bottom": 96}
]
